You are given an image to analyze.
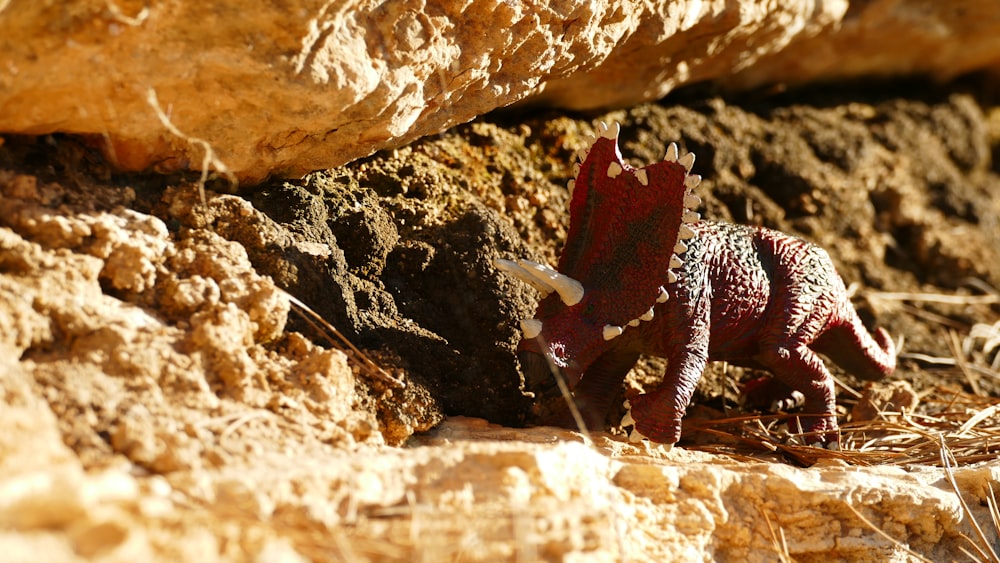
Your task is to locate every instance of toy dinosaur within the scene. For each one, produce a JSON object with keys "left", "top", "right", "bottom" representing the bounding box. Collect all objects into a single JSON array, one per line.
[{"left": 496, "top": 122, "right": 896, "bottom": 449}]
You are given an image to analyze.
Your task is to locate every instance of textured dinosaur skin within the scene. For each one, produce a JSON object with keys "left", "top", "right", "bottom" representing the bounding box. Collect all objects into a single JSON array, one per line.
[{"left": 498, "top": 123, "right": 896, "bottom": 448}]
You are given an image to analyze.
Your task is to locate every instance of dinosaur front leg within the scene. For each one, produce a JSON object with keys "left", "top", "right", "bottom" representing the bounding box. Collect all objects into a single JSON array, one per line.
[
  {"left": 624, "top": 343, "right": 709, "bottom": 446},
  {"left": 536, "top": 349, "right": 640, "bottom": 431}
]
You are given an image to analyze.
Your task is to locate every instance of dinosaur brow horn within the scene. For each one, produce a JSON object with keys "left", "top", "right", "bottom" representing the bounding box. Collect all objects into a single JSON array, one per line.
[
  {"left": 515, "top": 259, "right": 585, "bottom": 306},
  {"left": 493, "top": 258, "right": 585, "bottom": 306},
  {"left": 494, "top": 259, "right": 554, "bottom": 297}
]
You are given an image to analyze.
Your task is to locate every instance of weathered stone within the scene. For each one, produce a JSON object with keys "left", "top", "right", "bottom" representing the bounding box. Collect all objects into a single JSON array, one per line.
[{"left": 2, "top": 1, "right": 1000, "bottom": 182}]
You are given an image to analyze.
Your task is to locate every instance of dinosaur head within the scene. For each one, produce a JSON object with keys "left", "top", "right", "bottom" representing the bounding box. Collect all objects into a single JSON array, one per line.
[{"left": 497, "top": 122, "right": 702, "bottom": 396}]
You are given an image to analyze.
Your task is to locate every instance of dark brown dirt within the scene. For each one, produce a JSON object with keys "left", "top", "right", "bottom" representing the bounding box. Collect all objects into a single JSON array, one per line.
[{"left": 4, "top": 79, "right": 1000, "bottom": 447}]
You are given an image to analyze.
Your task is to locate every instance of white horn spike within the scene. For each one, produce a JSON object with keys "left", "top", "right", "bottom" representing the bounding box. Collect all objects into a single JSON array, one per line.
[
  {"left": 678, "top": 152, "right": 695, "bottom": 172},
  {"left": 640, "top": 307, "right": 655, "bottom": 321},
  {"left": 628, "top": 319, "right": 640, "bottom": 327},
  {"left": 603, "top": 325, "right": 624, "bottom": 341},
  {"left": 494, "top": 259, "right": 554, "bottom": 296},
  {"left": 567, "top": 179, "right": 576, "bottom": 196},
  {"left": 635, "top": 168, "right": 649, "bottom": 186},
  {"left": 679, "top": 224, "right": 696, "bottom": 239},
  {"left": 657, "top": 286, "right": 670, "bottom": 303},
  {"left": 685, "top": 174, "right": 701, "bottom": 189},
  {"left": 669, "top": 254, "right": 683, "bottom": 269},
  {"left": 665, "top": 142, "right": 679, "bottom": 162},
  {"left": 674, "top": 241, "right": 688, "bottom": 254},
  {"left": 684, "top": 193, "right": 701, "bottom": 208},
  {"left": 683, "top": 211, "right": 701, "bottom": 223},
  {"left": 520, "top": 319, "right": 543, "bottom": 339},
  {"left": 516, "top": 259, "right": 585, "bottom": 306},
  {"left": 599, "top": 121, "right": 620, "bottom": 140},
  {"left": 607, "top": 161, "right": 623, "bottom": 178},
  {"left": 667, "top": 270, "right": 678, "bottom": 284}
]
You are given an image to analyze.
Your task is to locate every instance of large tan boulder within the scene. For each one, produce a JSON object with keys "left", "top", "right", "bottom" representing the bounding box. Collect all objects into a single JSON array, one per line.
[{"left": 2, "top": 0, "right": 999, "bottom": 183}]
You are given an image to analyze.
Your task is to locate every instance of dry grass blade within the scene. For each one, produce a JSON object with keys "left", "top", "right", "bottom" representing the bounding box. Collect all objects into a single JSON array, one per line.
[
  {"left": 285, "top": 292, "right": 406, "bottom": 389},
  {"left": 939, "top": 438, "right": 1000, "bottom": 563},
  {"left": 966, "top": 320, "right": 1000, "bottom": 371},
  {"left": 683, "top": 384, "right": 1000, "bottom": 467},
  {"left": 146, "top": 88, "right": 237, "bottom": 207},
  {"left": 949, "top": 329, "right": 983, "bottom": 396},
  {"left": 761, "top": 509, "right": 792, "bottom": 563},
  {"left": 842, "top": 503, "right": 934, "bottom": 563},
  {"left": 868, "top": 291, "right": 1000, "bottom": 305},
  {"left": 988, "top": 484, "right": 1000, "bottom": 545},
  {"left": 959, "top": 403, "right": 1000, "bottom": 435}
]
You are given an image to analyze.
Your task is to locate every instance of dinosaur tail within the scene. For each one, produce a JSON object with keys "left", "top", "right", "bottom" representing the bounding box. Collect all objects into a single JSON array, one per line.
[{"left": 814, "top": 302, "right": 896, "bottom": 381}]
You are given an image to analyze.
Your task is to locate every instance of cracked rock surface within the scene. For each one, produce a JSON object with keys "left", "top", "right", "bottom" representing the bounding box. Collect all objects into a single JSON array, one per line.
[{"left": 3, "top": 1, "right": 1000, "bottom": 180}]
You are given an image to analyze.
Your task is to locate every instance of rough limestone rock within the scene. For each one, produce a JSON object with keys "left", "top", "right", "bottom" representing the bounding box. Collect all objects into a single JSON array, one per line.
[
  {"left": 1, "top": 408, "right": 998, "bottom": 561},
  {"left": 2, "top": 1, "right": 1000, "bottom": 182}
]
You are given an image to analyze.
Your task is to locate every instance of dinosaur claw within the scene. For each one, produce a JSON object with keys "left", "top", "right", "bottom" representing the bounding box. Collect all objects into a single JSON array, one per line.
[
  {"left": 628, "top": 428, "right": 648, "bottom": 443},
  {"left": 621, "top": 410, "right": 636, "bottom": 427},
  {"left": 808, "top": 439, "right": 841, "bottom": 451},
  {"left": 769, "top": 390, "right": 806, "bottom": 412}
]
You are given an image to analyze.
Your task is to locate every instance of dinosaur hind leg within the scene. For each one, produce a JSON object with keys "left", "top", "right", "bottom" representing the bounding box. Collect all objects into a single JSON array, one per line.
[
  {"left": 740, "top": 376, "right": 806, "bottom": 412},
  {"left": 754, "top": 342, "right": 839, "bottom": 446}
]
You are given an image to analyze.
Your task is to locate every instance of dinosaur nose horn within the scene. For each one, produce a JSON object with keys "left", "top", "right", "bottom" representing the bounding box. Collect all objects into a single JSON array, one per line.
[
  {"left": 520, "top": 319, "right": 543, "bottom": 339},
  {"left": 494, "top": 258, "right": 585, "bottom": 306}
]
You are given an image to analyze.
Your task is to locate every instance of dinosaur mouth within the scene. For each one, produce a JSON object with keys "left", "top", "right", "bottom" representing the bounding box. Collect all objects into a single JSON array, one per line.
[{"left": 517, "top": 350, "right": 581, "bottom": 401}]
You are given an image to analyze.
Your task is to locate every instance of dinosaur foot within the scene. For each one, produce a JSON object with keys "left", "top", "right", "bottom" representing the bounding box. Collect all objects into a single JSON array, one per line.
[
  {"left": 794, "top": 415, "right": 841, "bottom": 450},
  {"left": 812, "top": 441, "right": 841, "bottom": 451},
  {"left": 619, "top": 406, "right": 651, "bottom": 444},
  {"left": 740, "top": 376, "right": 806, "bottom": 412},
  {"left": 620, "top": 400, "right": 673, "bottom": 450},
  {"left": 772, "top": 390, "right": 806, "bottom": 412}
]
